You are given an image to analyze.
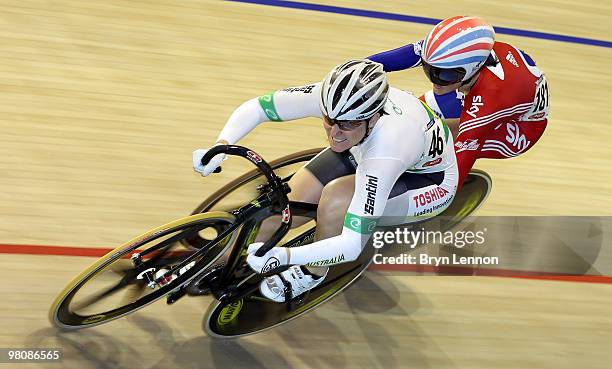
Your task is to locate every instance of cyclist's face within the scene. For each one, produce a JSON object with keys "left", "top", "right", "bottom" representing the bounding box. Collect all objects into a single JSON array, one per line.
[
  {"left": 421, "top": 61, "right": 466, "bottom": 86},
  {"left": 322, "top": 116, "right": 368, "bottom": 152}
]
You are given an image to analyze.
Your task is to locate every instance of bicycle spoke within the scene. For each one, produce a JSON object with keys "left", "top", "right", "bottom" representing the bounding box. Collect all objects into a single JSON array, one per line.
[
  {"left": 51, "top": 212, "right": 238, "bottom": 329},
  {"left": 118, "top": 284, "right": 148, "bottom": 307},
  {"left": 107, "top": 260, "right": 135, "bottom": 274},
  {"left": 137, "top": 229, "right": 192, "bottom": 259},
  {"left": 70, "top": 273, "right": 139, "bottom": 311}
]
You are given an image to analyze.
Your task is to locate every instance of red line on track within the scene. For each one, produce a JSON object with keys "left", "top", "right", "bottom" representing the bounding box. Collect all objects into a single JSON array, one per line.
[
  {"left": 0, "top": 244, "right": 112, "bottom": 257},
  {"left": 2, "top": 243, "right": 611, "bottom": 284},
  {"left": 370, "top": 263, "right": 612, "bottom": 284}
]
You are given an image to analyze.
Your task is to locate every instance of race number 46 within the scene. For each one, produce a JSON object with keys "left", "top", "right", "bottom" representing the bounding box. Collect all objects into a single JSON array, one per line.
[{"left": 429, "top": 126, "right": 444, "bottom": 157}]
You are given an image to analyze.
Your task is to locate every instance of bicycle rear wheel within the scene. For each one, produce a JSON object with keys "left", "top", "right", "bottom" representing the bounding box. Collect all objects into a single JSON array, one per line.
[
  {"left": 437, "top": 169, "right": 492, "bottom": 226},
  {"left": 378, "top": 169, "right": 492, "bottom": 258},
  {"left": 49, "top": 212, "right": 236, "bottom": 330}
]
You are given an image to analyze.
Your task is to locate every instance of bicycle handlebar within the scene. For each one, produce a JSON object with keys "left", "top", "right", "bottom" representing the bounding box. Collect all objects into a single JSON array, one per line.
[{"left": 201, "top": 145, "right": 292, "bottom": 258}]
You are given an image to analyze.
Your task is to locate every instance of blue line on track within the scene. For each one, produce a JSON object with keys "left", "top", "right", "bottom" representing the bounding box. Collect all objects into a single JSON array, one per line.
[{"left": 225, "top": 0, "right": 612, "bottom": 48}]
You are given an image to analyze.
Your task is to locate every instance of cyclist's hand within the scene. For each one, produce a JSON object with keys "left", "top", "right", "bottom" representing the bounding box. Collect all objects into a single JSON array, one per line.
[
  {"left": 192, "top": 147, "right": 226, "bottom": 176},
  {"left": 246, "top": 242, "right": 290, "bottom": 273}
]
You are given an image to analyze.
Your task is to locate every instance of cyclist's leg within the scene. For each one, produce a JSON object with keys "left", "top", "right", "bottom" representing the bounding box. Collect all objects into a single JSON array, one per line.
[
  {"left": 288, "top": 166, "right": 324, "bottom": 204},
  {"left": 419, "top": 89, "right": 462, "bottom": 120},
  {"left": 255, "top": 148, "right": 357, "bottom": 242},
  {"left": 308, "top": 166, "right": 458, "bottom": 277},
  {"left": 315, "top": 174, "right": 355, "bottom": 239}
]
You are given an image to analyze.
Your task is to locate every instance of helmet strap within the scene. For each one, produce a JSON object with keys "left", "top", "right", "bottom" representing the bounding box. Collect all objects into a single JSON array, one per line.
[{"left": 357, "top": 111, "right": 383, "bottom": 145}]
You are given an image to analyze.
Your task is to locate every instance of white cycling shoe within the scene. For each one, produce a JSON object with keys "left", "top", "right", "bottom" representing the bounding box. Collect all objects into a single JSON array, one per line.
[{"left": 259, "top": 265, "right": 328, "bottom": 303}]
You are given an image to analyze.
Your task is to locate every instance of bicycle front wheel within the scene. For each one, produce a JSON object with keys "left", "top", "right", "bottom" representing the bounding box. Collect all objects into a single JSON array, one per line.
[{"left": 49, "top": 211, "right": 236, "bottom": 330}]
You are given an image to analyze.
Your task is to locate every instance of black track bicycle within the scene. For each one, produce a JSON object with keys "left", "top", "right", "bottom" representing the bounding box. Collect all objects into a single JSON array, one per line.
[{"left": 49, "top": 145, "right": 491, "bottom": 338}]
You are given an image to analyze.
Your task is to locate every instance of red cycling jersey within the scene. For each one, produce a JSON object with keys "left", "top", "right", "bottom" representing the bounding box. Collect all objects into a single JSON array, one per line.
[{"left": 426, "top": 42, "right": 550, "bottom": 191}]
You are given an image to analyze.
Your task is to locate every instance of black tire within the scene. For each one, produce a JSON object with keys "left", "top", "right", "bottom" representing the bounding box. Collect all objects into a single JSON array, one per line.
[{"left": 49, "top": 212, "right": 236, "bottom": 330}]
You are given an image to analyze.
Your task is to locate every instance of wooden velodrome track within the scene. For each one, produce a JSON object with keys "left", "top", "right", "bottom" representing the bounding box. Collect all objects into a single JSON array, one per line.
[{"left": 1, "top": 1, "right": 611, "bottom": 368}]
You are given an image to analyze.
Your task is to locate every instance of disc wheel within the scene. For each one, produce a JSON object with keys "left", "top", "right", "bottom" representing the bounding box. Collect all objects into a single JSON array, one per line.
[
  {"left": 203, "top": 245, "right": 376, "bottom": 338},
  {"left": 436, "top": 169, "right": 492, "bottom": 229}
]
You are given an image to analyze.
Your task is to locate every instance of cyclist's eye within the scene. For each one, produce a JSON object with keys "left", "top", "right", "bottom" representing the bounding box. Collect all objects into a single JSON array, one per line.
[
  {"left": 324, "top": 117, "right": 364, "bottom": 131},
  {"left": 343, "top": 121, "right": 364, "bottom": 130},
  {"left": 339, "top": 122, "right": 356, "bottom": 130}
]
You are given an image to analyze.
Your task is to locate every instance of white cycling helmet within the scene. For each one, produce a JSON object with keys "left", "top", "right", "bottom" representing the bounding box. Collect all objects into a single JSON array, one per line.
[{"left": 320, "top": 59, "right": 389, "bottom": 121}]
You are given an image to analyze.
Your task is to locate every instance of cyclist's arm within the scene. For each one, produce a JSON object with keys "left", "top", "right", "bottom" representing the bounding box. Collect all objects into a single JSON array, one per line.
[
  {"left": 288, "top": 157, "right": 409, "bottom": 266},
  {"left": 216, "top": 83, "right": 322, "bottom": 144},
  {"left": 366, "top": 41, "right": 423, "bottom": 72},
  {"left": 419, "top": 90, "right": 463, "bottom": 121}
]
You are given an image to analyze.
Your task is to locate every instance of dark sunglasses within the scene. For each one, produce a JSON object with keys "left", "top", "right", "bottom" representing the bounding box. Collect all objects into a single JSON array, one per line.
[
  {"left": 421, "top": 61, "right": 466, "bottom": 86},
  {"left": 323, "top": 116, "right": 367, "bottom": 131}
]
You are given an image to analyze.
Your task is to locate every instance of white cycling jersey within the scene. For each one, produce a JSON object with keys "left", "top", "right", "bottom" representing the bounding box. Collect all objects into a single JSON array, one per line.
[{"left": 215, "top": 82, "right": 458, "bottom": 267}]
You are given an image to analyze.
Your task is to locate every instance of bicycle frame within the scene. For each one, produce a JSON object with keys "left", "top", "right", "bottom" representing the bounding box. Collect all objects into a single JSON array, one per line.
[
  {"left": 155, "top": 145, "right": 317, "bottom": 305},
  {"left": 180, "top": 188, "right": 319, "bottom": 304}
]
